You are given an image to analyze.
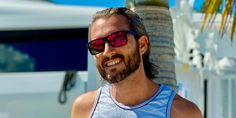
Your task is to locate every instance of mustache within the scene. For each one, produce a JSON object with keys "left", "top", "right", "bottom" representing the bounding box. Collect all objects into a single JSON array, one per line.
[{"left": 102, "top": 54, "right": 124, "bottom": 67}]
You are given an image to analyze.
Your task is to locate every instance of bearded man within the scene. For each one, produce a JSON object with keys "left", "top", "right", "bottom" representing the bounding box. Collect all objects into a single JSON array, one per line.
[{"left": 71, "top": 7, "right": 203, "bottom": 118}]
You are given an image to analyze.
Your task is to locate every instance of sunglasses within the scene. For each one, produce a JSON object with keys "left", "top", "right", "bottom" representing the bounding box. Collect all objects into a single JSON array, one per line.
[{"left": 88, "top": 30, "right": 138, "bottom": 55}]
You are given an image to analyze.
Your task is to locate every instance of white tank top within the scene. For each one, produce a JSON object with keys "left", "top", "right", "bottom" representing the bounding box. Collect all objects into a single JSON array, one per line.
[{"left": 89, "top": 84, "right": 176, "bottom": 118}]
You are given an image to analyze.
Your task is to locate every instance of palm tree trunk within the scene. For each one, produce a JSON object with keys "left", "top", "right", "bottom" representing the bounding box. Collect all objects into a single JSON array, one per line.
[{"left": 126, "top": 0, "right": 178, "bottom": 90}]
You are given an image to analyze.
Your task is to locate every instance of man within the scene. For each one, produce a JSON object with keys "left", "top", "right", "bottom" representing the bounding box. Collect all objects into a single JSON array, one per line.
[{"left": 71, "top": 7, "right": 203, "bottom": 118}]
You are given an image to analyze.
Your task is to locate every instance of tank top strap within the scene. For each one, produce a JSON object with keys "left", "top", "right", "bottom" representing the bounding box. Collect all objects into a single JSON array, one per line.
[{"left": 89, "top": 87, "right": 102, "bottom": 118}]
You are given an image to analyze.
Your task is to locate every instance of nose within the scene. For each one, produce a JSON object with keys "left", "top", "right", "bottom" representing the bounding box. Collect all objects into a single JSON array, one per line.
[{"left": 103, "top": 42, "right": 115, "bottom": 56}]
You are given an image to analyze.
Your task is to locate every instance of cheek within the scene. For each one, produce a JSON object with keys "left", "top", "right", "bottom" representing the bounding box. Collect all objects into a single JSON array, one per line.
[{"left": 94, "top": 55, "right": 103, "bottom": 65}]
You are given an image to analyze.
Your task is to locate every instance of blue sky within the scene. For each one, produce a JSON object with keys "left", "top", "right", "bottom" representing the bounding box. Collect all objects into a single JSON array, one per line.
[
  {"left": 50, "top": 0, "right": 125, "bottom": 7},
  {"left": 50, "top": 0, "right": 177, "bottom": 8},
  {"left": 50, "top": 0, "right": 216, "bottom": 12}
]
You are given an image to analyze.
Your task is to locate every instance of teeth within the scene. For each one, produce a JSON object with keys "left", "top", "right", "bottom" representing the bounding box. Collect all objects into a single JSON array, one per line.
[{"left": 107, "top": 59, "right": 121, "bottom": 67}]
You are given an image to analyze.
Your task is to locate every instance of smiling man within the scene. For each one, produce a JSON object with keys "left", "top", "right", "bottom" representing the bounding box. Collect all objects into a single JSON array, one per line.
[{"left": 71, "top": 7, "right": 203, "bottom": 118}]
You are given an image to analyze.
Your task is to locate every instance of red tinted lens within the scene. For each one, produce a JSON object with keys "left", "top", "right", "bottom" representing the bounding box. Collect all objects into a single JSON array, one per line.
[
  {"left": 88, "top": 38, "right": 105, "bottom": 55},
  {"left": 107, "top": 31, "right": 127, "bottom": 47}
]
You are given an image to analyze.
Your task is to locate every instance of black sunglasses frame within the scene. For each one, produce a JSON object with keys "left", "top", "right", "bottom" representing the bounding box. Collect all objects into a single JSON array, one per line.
[{"left": 88, "top": 30, "right": 138, "bottom": 55}]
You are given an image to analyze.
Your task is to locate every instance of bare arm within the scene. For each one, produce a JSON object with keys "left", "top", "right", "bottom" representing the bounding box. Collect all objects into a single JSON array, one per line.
[
  {"left": 71, "top": 90, "right": 98, "bottom": 118},
  {"left": 171, "top": 94, "right": 203, "bottom": 118}
]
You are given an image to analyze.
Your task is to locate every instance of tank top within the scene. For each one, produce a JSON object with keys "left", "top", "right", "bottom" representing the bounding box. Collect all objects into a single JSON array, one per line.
[{"left": 89, "top": 84, "right": 176, "bottom": 118}]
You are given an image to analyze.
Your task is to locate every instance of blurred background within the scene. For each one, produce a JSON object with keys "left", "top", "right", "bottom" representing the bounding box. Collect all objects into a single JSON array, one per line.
[{"left": 0, "top": 0, "right": 235, "bottom": 118}]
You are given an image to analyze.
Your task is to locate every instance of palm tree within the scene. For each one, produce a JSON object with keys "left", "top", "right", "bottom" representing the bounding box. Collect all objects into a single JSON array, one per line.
[
  {"left": 125, "top": 0, "right": 236, "bottom": 90},
  {"left": 201, "top": 0, "right": 236, "bottom": 42},
  {"left": 126, "top": 0, "right": 178, "bottom": 90}
]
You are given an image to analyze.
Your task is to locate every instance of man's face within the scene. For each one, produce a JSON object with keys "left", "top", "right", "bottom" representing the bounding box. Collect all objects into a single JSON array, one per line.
[{"left": 90, "top": 14, "right": 141, "bottom": 84}]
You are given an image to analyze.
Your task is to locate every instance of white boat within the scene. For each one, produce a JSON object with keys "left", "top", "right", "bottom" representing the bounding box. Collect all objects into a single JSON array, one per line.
[{"left": 0, "top": 1, "right": 103, "bottom": 118}]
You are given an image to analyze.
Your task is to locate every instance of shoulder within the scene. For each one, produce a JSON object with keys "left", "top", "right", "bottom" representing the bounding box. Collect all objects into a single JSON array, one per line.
[
  {"left": 171, "top": 94, "right": 203, "bottom": 118},
  {"left": 71, "top": 89, "right": 99, "bottom": 118}
]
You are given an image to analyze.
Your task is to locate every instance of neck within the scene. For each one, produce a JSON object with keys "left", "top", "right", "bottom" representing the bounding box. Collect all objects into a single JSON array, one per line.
[{"left": 111, "top": 66, "right": 158, "bottom": 106}]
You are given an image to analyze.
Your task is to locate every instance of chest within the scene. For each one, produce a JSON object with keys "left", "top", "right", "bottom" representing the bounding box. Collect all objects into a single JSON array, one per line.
[{"left": 90, "top": 84, "right": 176, "bottom": 118}]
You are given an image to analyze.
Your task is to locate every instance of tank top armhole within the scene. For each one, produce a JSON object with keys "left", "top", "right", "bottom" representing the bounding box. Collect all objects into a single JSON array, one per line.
[
  {"left": 89, "top": 88, "right": 102, "bottom": 118},
  {"left": 167, "top": 90, "right": 176, "bottom": 118}
]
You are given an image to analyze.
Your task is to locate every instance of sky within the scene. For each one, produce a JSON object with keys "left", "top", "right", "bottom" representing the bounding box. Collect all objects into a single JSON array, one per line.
[
  {"left": 50, "top": 0, "right": 177, "bottom": 8},
  {"left": 49, "top": 0, "right": 226, "bottom": 14},
  {"left": 50, "top": 0, "right": 125, "bottom": 7}
]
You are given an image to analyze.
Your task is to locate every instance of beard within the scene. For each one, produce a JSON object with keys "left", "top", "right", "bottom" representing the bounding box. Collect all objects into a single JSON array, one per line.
[{"left": 97, "top": 45, "right": 141, "bottom": 84}]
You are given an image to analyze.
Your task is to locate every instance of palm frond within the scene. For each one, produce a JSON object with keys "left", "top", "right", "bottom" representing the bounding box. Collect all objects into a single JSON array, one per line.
[
  {"left": 201, "top": 0, "right": 223, "bottom": 30},
  {"left": 202, "top": 0, "right": 236, "bottom": 42},
  {"left": 231, "top": 6, "right": 236, "bottom": 41}
]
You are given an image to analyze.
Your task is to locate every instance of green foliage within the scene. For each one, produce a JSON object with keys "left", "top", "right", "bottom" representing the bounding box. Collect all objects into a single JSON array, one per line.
[{"left": 202, "top": 0, "right": 236, "bottom": 42}]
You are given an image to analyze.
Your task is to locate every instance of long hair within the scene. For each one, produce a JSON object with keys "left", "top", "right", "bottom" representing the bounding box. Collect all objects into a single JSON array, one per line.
[{"left": 89, "top": 7, "right": 158, "bottom": 79}]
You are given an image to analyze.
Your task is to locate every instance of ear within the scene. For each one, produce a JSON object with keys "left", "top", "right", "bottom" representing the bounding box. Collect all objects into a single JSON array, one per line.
[{"left": 138, "top": 35, "right": 148, "bottom": 55}]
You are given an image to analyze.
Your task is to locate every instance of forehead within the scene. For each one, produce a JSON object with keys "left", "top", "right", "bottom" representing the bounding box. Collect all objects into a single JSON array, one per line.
[{"left": 90, "top": 14, "right": 130, "bottom": 40}]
